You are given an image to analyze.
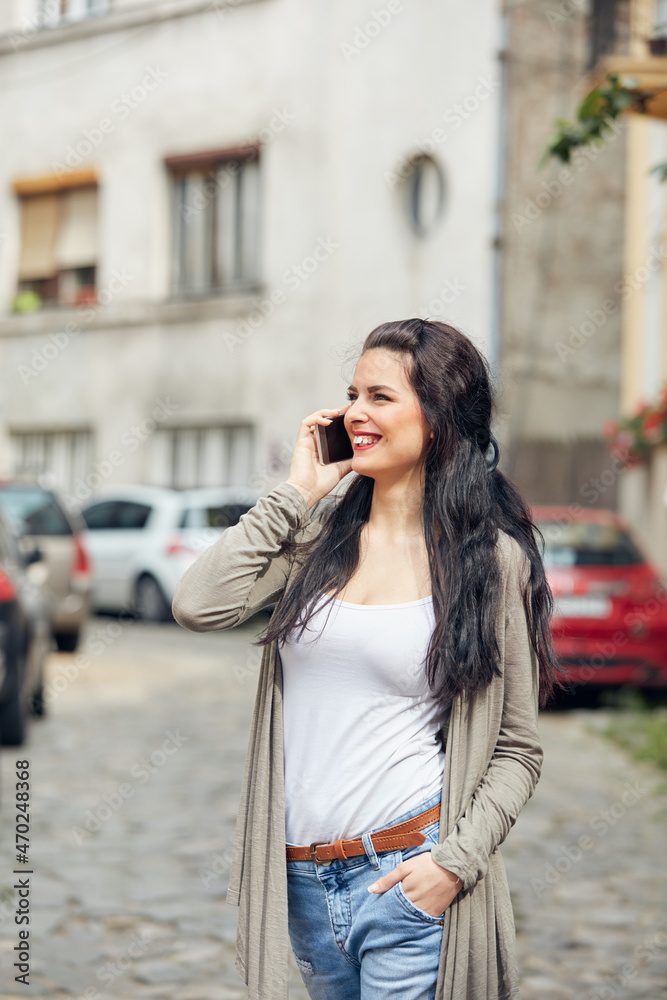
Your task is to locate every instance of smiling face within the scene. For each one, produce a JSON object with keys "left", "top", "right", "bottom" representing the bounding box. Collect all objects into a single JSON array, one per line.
[{"left": 343, "top": 348, "right": 434, "bottom": 479}]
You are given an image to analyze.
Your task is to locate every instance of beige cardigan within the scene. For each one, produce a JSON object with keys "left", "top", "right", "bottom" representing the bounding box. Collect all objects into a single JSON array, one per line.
[{"left": 172, "top": 479, "right": 543, "bottom": 1000}]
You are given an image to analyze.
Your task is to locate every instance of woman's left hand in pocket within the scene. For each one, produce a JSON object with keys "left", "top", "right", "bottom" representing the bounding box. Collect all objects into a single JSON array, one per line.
[{"left": 367, "top": 852, "right": 462, "bottom": 917}]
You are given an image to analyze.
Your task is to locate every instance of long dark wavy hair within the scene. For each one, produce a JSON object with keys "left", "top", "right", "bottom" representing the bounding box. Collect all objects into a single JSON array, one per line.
[{"left": 256, "top": 318, "right": 567, "bottom": 710}]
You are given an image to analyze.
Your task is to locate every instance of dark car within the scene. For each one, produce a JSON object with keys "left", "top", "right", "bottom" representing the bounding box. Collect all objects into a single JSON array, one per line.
[
  {"left": 0, "top": 509, "right": 51, "bottom": 746},
  {"left": 533, "top": 505, "right": 667, "bottom": 690}
]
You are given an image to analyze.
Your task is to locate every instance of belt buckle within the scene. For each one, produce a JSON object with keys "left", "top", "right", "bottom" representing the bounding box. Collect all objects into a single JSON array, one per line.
[{"left": 309, "top": 841, "right": 329, "bottom": 864}]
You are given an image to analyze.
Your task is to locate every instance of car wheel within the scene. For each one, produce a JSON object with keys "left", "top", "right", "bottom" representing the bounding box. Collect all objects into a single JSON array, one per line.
[
  {"left": 0, "top": 681, "right": 26, "bottom": 746},
  {"left": 54, "top": 631, "right": 80, "bottom": 653},
  {"left": 134, "top": 575, "right": 171, "bottom": 622}
]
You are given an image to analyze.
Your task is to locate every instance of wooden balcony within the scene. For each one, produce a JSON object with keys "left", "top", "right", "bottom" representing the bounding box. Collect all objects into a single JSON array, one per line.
[
  {"left": 585, "top": 55, "right": 667, "bottom": 119},
  {"left": 583, "top": 0, "right": 667, "bottom": 120}
]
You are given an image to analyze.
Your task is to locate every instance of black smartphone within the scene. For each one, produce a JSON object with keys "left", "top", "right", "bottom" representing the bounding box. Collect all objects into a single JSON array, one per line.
[{"left": 315, "top": 413, "right": 354, "bottom": 465}]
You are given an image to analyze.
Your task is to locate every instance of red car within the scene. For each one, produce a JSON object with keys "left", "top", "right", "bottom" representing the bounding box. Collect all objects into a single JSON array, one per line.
[{"left": 531, "top": 505, "right": 667, "bottom": 689}]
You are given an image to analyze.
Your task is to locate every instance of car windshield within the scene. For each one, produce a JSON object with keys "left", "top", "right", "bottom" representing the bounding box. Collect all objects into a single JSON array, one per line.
[
  {"left": 180, "top": 504, "right": 252, "bottom": 530},
  {"left": 0, "top": 486, "right": 72, "bottom": 536},
  {"left": 535, "top": 520, "right": 644, "bottom": 567}
]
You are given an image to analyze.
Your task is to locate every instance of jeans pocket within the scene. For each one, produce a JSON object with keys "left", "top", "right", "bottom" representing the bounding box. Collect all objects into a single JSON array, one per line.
[
  {"left": 393, "top": 879, "right": 444, "bottom": 922},
  {"left": 394, "top": 820, "right": 445, "bottom": 922}
]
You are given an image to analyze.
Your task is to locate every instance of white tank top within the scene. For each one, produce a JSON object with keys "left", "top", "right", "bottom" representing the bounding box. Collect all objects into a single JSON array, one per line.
[{"left": 279, "top": 590, "right": 451, "bottom": 845}]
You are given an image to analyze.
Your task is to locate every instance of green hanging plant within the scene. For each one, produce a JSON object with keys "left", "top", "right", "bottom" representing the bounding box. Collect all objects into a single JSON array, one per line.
[{"left": 539, "top": 73, "right": 638, "bottom": 170}]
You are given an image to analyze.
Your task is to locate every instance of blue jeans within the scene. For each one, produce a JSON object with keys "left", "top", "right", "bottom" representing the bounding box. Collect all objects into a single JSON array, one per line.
[{"left": 286, "top": 789, "right": 445, "bottom": 1000}]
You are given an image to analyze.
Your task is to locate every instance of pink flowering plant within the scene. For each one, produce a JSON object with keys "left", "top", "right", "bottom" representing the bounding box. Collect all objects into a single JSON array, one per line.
[{"left": 603, "top": 386, "right": 667, "bottom": 465}]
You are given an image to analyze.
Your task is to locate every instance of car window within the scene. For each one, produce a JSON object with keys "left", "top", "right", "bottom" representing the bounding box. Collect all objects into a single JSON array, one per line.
[
  {"left": 115, "top": 501, "right": 152, "bottom": 529},
  {"left": 0, "top": 513, "right": 21, "bottom": 567},
  {"left": 180, "top": 504, "right": 252, "bottom": 529},
  {"left": 535, "top": 521, "right": 644, "bottom": 567},
  {"left": 82, "top": 501, "right": 118, "bottom": 530},
  {"left": 82, "top": 501, "right": 152, "bottom": 530},
  {"left": 0, "top": 486, "right": 72, "bottom": 536}
]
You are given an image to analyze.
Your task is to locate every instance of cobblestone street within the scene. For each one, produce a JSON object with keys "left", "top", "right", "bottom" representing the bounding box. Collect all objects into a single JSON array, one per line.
[{"left": 0, "top": 614, "right": 666, "bottom": 999}]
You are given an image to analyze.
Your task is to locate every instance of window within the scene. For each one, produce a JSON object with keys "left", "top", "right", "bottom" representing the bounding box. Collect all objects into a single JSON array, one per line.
[
  {"left": 14, "top": 182, "right": 99, "bottom": 310},
  {"left": 0, "top": 486, "right": 72, "bottom": 537},
  {"left": 653, "top": 0, "right": 667, "bottom": 45},
  {"left": 10, "top": 429, "right": 94, "bottom": 497},
  {"left": 587, "top": 0, "right": 632, "bottom": 69},
  {"left": 114, "top": 501, "right": 151, "bottom": 529},
  {"left": 81, "top": 500, "right": 118, "bottom": 530},
  {"left": 180, "top": 503, "right": 253, "bottom": 529},
  {"left": 587, "top": 0, "right": 618, "bottom": 68},
  {"left": 535, "top": 521, "right": 644, "bottom": 567},
  {"left": 0, "top": 513, "right": 23, "bottom": 569},
  {"left": 36, "top": 0, "right": 110, "bottom": 28},
  {"left": 146, "top": 425, "right": 255, "bottom": 489},
  {"left": 81, "top": 501, "right": 150, "bottom": 530},
  {"left": 166, "top": 146, "right": 261, "bottom": 296},
  {"left": 402, "top": 155, "right": 446, "bottom": 237}
]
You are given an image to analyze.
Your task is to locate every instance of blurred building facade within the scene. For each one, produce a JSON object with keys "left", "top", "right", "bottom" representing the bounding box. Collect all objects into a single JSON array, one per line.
[
  {"left": 0, "top": 0, "right": 504, "bottom": 504},
  {"left": 498, "top": 0, "right": 626, "bottom": 510},
  {"left": 585, "top": 0, "right": 667, "bottom": 571}
]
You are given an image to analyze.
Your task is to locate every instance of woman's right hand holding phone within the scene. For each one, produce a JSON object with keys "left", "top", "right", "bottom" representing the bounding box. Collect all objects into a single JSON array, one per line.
[{"left": 286, "top": 406, "right": 353, "bottom": 510}]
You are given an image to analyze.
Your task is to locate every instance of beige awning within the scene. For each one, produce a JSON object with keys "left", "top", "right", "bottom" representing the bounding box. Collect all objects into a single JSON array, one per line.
[
  {"left": 17, "top": 192, "right": 62, "bottom": 280},
  {"left": 55, "top": 186, "right": 98, "bottom": 269},
  {"left": 12, "top": 167, "right": 98, "bottom": 196}
]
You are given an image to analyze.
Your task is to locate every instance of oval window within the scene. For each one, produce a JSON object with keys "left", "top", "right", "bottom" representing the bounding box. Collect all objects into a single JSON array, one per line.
[{"left": 402, "top": 154, "right": 446, "bottom": 236}]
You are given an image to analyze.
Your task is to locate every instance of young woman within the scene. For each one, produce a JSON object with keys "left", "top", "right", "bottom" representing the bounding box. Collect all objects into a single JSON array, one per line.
[{"left": 172, "top": 318, "right": 566, "bottom": 1000}]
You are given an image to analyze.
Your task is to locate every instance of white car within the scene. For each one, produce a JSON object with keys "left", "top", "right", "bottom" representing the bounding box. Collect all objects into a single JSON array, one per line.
[{"left": 79, "top": 484, "right": 261, "bottom": 621}]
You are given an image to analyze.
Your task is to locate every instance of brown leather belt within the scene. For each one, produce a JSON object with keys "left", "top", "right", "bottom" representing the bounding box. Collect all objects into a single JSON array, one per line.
[{"left": 286, "top": 802, "right": 441, "bottom": 864}]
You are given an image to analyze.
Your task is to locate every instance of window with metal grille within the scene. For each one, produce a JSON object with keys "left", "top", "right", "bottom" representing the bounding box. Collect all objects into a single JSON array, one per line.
[
  {"left": 147, "top": 425, "right": 256, "bottom": 489},
  {"left": 587, "top": 0, "right": 631, "bottom": 69},
  {"left": 36, "top": 0, "right": 110, "bottom": 28},
  {"left": 166, "top": 146, "right": 261, "bottom": 297},
  {"left": 9, "top": 429, "right": 94, "bottom": 496}
]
